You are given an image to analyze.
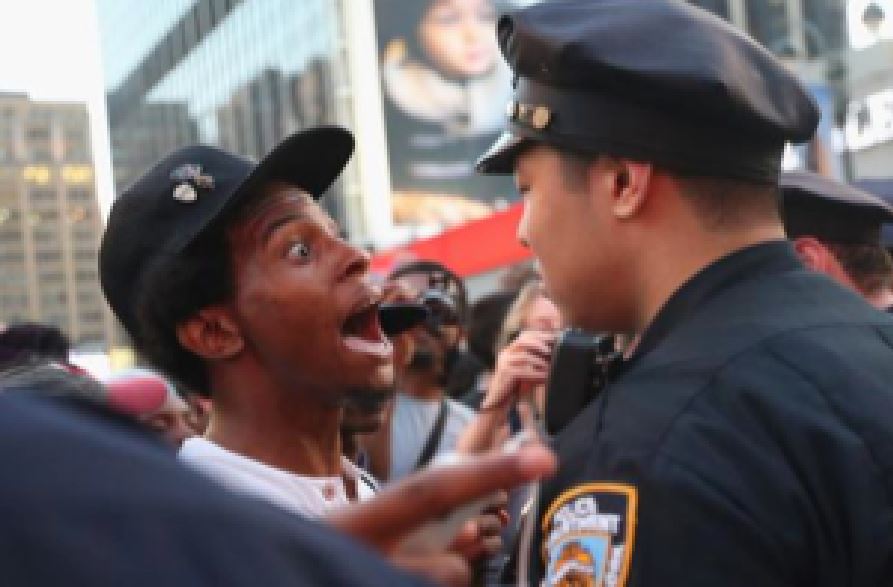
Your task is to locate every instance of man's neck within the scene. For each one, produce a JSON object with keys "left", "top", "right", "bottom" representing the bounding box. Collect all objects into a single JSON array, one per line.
[
  {"left": 205, "top": 372, "right": 344, "bottom": 477},
  {"left": 399, "top": 369, "right": 444, "bottom": 401},
  {"left": 634, "top": 223, "right": 786, "bottom": 333}
]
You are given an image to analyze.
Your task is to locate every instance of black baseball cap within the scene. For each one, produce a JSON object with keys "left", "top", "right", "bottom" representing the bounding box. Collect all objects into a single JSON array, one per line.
[{"left": 99, "top": 127, "right": 354, "bottom": 335}]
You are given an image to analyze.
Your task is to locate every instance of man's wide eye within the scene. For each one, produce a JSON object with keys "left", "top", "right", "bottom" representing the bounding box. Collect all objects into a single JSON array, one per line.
[{"left": 287, "top": 242, "right": 311, "bottom": 260}]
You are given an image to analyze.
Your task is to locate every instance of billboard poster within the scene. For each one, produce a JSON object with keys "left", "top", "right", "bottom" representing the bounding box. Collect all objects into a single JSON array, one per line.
[{"left": 373, "top": 0, "right": 520, "bottom": 230}]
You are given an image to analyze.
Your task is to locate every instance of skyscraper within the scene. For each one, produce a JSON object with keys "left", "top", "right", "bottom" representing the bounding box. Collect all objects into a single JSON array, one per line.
[{"left": 0, "top": 93, "right": 113, "bottom": 345}]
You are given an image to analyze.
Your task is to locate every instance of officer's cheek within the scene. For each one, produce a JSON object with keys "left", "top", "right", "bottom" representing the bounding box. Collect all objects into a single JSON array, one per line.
[{"left": 517, "top": 201, "right": 531, "bottom": 247}]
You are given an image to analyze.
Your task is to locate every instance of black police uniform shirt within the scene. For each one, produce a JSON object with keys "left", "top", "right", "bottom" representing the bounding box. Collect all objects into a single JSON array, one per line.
[{"left": 531, "top": 241, "right": 893, "bottom": 586}]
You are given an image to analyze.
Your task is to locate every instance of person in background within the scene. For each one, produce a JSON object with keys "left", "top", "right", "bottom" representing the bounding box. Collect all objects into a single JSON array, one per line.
[
  {"left": 341, "top": 301, "right": 428, "bottom": 473},
  {"left": 781, "top": 171, "right": 893, "bottom": 311},
  {"left": 385, "top": 261, "right": 477, "bottom": 482},
  {"left": 458, "top": 290, "right": 516, "bottom": 409},
  {"left": 104, "top": 367, "right": 194, "bottom": 448},
  {"left": 180, "top": 388, "right": 213, "bottom": 436},
  {"left": 0, "top": 322, "right": 76, "bottom": 372},
  {"left": 0, "top": 379, "right": 556, "bottom": 587},
  {"left": 493, "top": 279, "right": 561, "bottom": 417}
]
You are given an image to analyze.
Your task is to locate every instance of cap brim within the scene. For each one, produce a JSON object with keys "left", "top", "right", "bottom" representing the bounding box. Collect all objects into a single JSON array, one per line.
[
  {"left": 208, "top": 126, "right": 354, "bottom": 236},
  {"left": 379, "top": 303, "right": 429, "bottom": 336},
  {"left": 781, "top": 172, "right": 893, "bottom": 222},
  {"left": 476, "top": 131, "right": 533, "bottom": 175}
]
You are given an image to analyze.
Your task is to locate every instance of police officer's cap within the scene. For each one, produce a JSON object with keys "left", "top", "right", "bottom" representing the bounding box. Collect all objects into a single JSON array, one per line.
[
  {"left": 100, "top": 127, "right": 353, "bottom": 335},
  {"left": 477, "top": 0, "right": 819, "bottom": 183},
  {"left": 781, "top": 171, "right": 893, "bottom": 245}
]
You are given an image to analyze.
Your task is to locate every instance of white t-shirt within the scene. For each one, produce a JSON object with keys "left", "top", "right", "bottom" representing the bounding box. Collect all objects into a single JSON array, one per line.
[
  {"left": 389, "top": 392, "right": 475, "bottom": 482},
  {"left": 179, "top": 437, "right": 376, "bottom": 518}
]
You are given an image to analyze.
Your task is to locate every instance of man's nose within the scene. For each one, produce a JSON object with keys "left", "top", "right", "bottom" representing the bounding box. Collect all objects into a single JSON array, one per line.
[{"left": 337, "top": 241, "right": 371, "bottom": 281}]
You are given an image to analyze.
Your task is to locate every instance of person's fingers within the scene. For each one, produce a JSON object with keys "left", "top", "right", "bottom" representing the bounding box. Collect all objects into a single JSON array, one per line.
[
  {"left": 500, "top": 336, "right": 554, "bottom": 364},
  {"left": 390, "top": 552, "right": 471, "bottom": 587},
  {"left": 474, "top": 512, "right": 504, "bottom": 537},
  {"left": 449, "top": 514, "right": 503, "bottom": 560},
  {"left": 500, "top": 354, "right": 551, "bottom": 372},
  {"left": 481, "top": 367, "right": 550, "bottom": 410},
  {"left": 326, "top": 443, "right": 557, "bottom": 552},
  {"left": 447, "top": 520, "right": 480, "bottom": 555}
]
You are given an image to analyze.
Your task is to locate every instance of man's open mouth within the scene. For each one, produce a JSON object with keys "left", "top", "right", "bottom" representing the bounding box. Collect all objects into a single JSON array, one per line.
[{"left": 341, "top": 301, "right": 393, "bottom": 358}]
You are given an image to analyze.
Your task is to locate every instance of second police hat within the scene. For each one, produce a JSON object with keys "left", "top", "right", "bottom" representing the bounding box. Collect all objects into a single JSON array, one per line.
[
  {"left": 781, "top": 172, "right": 893, "bottom": 245},
  {"left": 477, "top": 0, "right": 819, "bottom": 182}
]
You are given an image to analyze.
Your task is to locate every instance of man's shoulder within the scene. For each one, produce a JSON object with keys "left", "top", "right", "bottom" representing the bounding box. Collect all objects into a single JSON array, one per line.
[{"left": 577, "top": 272, "right": 893, "bottom": 470}]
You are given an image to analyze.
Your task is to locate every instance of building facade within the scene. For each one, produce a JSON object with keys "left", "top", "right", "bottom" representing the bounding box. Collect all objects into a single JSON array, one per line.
[
  {"left": 96, "top": 0, "right": 361, "bottom": 235},
  {"left": 0, "top": 93, "right": 113, "bottom": 345}
]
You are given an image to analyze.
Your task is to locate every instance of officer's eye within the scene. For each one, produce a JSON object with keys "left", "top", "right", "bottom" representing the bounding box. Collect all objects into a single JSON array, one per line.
[{"left": 286, "top": 241, "right": 312, "bottom": 260}]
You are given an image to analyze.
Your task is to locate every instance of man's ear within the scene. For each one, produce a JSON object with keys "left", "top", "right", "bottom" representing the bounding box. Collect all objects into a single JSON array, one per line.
[
  {"left": 175, "top": 306, "right": 244, "bottom": 361},
  {"left": 793, "top": 236, "right": 828, "bottom": 272},
  {"left": 600, "top": 158, "right": 653, "bottom": 220}
]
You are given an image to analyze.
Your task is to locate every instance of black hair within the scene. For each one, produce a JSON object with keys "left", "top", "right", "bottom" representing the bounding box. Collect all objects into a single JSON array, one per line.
[
  {"left": 132, "top": 228, "right": 234, "bottom": 396},
  {"left": 389, "top": 259, "right": 469, "bottom": 324},
  {"left": 467, "top": 290, "right": 515, "bottom": 369},
  {"left": 557, "top": 150, "right": 780, "bottom": 230},
  {"left": 0, "top": 323, "right": 71, "bottom": 370}
]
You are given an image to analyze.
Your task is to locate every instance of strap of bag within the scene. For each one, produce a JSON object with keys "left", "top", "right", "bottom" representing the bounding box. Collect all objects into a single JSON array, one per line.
[{"left": 414, "top": 399, "right": 449, "bottom": 471}]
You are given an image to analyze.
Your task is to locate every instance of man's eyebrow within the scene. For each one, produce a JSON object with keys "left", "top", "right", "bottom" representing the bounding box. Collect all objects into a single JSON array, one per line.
[{"left": 259, "top": 213, "right": 308, "bottom": 244}]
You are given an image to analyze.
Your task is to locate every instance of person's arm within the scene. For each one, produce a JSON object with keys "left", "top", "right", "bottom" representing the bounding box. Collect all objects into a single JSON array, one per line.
[
  {"left": 457, "top": 329, "right": 555, "bottom": 454},
  {"left": 327, "top": 441, "right": 555, "bottom": 586}
]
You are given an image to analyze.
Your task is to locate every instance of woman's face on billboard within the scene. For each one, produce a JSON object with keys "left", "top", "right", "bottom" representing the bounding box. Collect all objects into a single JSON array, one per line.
[{"left": 418, "top": 0, "right": 498, "bottom": 79}]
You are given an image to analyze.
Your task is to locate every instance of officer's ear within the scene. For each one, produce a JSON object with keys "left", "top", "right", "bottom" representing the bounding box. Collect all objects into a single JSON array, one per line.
[
  {"left": 603, "top": 158, "right": 653, "bottom": 220},
  {"left": 793, "top": 236, "right": 830, "bottom": 273},
  {"left": 176, "top": 305, "right": 244, "bottom": 361}
]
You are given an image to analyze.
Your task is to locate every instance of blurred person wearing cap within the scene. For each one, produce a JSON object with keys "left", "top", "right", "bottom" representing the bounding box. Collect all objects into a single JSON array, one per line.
[
  {"left": 104, "top": 368, "right": 194, "bottom": 448},
  {"left": 384, "top": 261, "right": 477, "bottom": 482},
  {"left": 98, "top": 128, "right": 554, "bottom": 583},
  {"left": 0, "top": 374, "right": 556, "bottom": 587},
  {"left": 476, "top": 1, "right": 893, "bottom": 585},
  {"left": 781, "top": 171, "right": 893, "bottom": 311}
]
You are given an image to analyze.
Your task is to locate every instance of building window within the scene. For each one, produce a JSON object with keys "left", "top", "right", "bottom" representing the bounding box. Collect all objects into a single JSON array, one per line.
[
  {"left": 690, "top": 0, "right": 730, "bottom": 20},
  {"left": 30, "top": 187, "right": 56, "bottom": 202},
  {"left": 746, "top": 0, "right": 792, "bottom": 54}
]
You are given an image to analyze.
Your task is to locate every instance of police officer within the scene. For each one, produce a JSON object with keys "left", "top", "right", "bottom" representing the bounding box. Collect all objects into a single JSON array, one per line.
[
  {"left": 780, "top": 171, "right": 893, "bottom": 310},
  {"left": 476, "top": 1, "right": 893, "bottom": 585}
]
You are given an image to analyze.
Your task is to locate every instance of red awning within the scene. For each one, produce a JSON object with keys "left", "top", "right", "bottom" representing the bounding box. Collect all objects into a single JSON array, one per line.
[{"left": 371, "top": 202, "right": 531, "bottom": 277}]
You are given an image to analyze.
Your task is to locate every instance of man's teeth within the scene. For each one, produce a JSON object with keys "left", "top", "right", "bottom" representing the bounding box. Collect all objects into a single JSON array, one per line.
[{"left": 343, "top": 335, "right": 392, "bottom": 357}]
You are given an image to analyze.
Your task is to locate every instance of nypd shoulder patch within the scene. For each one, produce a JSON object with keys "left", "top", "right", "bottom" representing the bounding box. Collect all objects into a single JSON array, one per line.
[{"left": 541, "top": 483, "right": 637, "bottom": 587}]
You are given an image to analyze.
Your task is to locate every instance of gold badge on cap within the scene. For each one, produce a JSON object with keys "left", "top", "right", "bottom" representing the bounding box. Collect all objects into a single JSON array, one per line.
[
  {"left": 531, "top": 106, "right": 552, "bottom": 130},
  {"left": 170, "top": 164, "right": 215, "bottom": 203}
]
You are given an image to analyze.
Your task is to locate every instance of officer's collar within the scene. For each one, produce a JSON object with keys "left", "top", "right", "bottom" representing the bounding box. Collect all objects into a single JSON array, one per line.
[{"left": 628, "top": 240, "right": 800, "bottom": 364}]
